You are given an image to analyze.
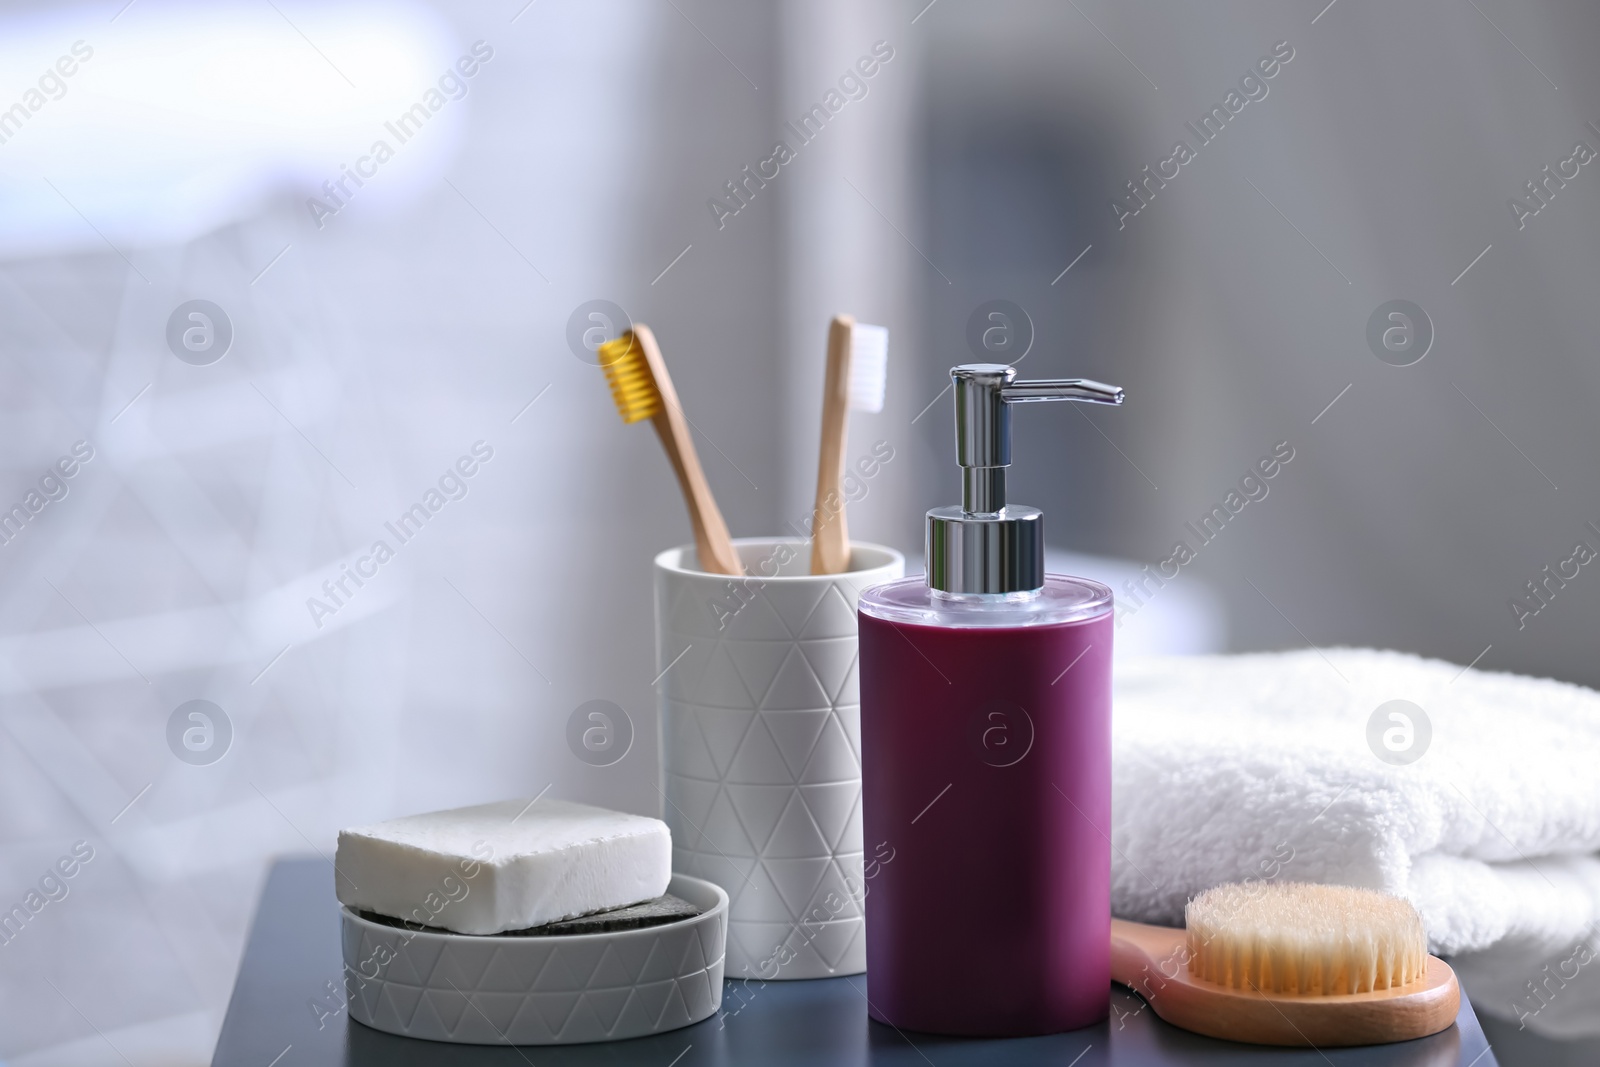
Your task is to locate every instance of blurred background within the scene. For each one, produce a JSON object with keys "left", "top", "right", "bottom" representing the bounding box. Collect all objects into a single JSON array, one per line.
[{"left": 2, "top": 0, "right": 1598, "bottom": 1062}]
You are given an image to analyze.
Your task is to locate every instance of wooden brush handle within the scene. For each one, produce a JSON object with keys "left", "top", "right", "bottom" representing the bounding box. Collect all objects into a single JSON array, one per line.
[
  {"left": 810, "top": 315, "right": 853, "bottom": 575},
  {"left": 631, "top": 325, "right": 742, "bottom": 576},
  {"left": 1110, "top": 918, "right": 1461, "bottom": 1048}
]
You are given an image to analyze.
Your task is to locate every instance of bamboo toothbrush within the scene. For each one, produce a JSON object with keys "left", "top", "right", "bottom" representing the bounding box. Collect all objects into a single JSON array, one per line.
[
  {"left": 598, "top": 326, "right": 742, "bottom": 576},
  {"left": 810, "top": 314, "right": 889, "bottom": 575},
  {"left": 1110, "top": 882, "right": 1459, "bottom": 1047}
]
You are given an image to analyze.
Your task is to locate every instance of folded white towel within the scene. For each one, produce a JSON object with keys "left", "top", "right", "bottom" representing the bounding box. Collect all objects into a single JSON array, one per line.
[{"left": 1112, "top": 648, "right": 1600, "bottom": 1037}]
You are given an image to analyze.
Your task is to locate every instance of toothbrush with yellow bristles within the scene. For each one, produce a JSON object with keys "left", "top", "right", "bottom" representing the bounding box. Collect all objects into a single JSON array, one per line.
[{"left": 599, "top": 325, "right": 743, "bottom": 576}]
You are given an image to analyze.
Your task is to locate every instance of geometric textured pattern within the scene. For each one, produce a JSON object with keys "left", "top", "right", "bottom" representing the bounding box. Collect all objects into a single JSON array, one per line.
[
  {"left": 654, "top": 540, "right": 904, "bottom": 980},
  {"left": 341, "top": 875, "right": 726, "bottom": 1045}
]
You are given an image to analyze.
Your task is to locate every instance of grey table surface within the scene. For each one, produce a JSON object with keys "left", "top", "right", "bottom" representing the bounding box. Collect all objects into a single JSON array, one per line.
[{"left": 213, "top": 858, "right": 1499, "bottom": 1067}]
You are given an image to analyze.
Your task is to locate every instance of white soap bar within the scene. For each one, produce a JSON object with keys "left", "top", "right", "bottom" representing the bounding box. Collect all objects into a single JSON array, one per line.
[{"left": 335, "top": 798, "right": 671, "bottom": 935}]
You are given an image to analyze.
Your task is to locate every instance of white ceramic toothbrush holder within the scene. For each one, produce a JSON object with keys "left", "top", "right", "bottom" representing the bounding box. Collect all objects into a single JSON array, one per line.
[{"left": 654, "top": 538, "right": 904, "bottom": 981}]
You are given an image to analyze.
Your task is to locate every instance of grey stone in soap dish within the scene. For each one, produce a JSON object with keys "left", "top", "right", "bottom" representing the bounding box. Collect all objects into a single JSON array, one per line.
[
  {"left": 360, "top": 893, "right": 702, "bottom": 938},
  {"left": 512, "top": 893, "right": 702, "bottom": 936}
]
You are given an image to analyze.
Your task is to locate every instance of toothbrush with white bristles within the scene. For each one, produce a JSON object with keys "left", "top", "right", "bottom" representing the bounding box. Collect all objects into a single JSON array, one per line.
[{"left": 810, "top": 314, "right": 889, "bottom": 574}]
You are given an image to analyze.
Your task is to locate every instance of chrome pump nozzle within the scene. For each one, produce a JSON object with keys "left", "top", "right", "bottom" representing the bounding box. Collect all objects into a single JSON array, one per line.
[{"left": 929, "top": 363, "right": 1125, "bottom": 594}]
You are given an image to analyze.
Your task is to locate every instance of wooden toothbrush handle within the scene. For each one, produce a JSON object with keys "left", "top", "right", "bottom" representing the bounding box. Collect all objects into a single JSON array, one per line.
[
  {"left": 631, "top": 326, "right": 743, "bottom": 577},
  {"left": 810, "top": 315, "right": 853, "bottom": 575}
]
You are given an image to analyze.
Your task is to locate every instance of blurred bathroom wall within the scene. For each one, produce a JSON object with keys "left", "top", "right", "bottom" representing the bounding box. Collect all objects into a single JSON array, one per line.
[
  {"left": 0, "top": 0, "right": 803, "bottom": 1061},
  {"left": 912, "top": 0, "right": 1600, "bottom": 697},
  {"left": 2, "top": 0, "right": 1600, "bottom": 1062}
]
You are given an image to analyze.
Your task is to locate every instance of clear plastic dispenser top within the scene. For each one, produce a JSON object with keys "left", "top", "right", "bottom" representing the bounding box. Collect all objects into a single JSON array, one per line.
[{"left": 861, "top": 362, "right": 1123, "bottom": 628}]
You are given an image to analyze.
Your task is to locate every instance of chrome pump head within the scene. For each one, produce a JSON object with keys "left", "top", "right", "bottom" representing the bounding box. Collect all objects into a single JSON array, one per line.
[{"left": 926, "top": 364, "right": 1124, "bottom": 595}]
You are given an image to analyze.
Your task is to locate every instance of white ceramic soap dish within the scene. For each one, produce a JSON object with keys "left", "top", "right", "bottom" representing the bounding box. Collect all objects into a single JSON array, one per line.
[{"left": 341, "top": 874, "right": 727, "bottom": 1045}]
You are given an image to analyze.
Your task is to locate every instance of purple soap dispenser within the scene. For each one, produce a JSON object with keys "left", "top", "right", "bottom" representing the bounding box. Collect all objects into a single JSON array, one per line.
[{"left": 857, "top": 363, "right": 1124, "bottom": 1037}]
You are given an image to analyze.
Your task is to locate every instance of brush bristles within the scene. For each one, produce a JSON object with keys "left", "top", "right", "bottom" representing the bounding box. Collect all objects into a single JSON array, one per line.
[
  {"left": 848, "top": 323, "right": 888, "bottom": 413},
  {"left": 598, "top": 333, "right": 662, "bottom": 424},
  {"left": 1185, "top": 882, "right": 1428, "bottom": 995}
]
